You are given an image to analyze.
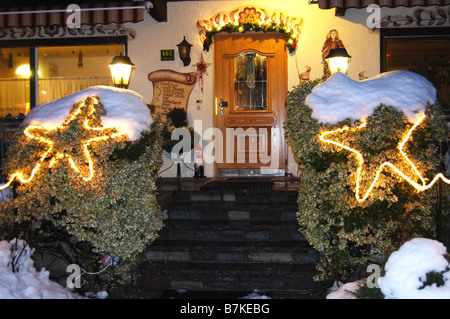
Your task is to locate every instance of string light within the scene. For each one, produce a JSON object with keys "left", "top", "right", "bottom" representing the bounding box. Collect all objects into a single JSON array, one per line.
[
  {"left": 0, "top": 96, "right": 126, "bottom": 191},
  {"left": 319, "top": 113, "right": 450, "bottom": 202}
]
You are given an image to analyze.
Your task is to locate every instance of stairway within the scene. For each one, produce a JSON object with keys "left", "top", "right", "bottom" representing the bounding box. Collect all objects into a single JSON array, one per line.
[{"left": 136, "top": 183, "right": 321, "bottom": 293}]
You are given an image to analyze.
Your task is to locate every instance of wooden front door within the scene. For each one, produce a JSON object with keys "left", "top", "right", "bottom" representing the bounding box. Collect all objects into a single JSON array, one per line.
[{"left": 213, "top": 33, "right": 287, "bottom": 176}]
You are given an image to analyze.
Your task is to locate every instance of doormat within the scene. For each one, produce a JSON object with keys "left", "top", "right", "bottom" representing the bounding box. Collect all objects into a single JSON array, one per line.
[{"left": 200, "top": 180, "right": 274, "bottom": 191}]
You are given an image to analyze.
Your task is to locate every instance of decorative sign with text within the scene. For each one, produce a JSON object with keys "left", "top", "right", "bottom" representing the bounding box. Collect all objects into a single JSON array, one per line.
[{"left": 148, "top": 69, "right": 197, "bottom": 119}]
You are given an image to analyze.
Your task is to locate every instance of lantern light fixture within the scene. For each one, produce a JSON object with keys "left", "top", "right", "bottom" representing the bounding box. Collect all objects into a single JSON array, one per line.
[
  {"left": 324, "top": 48, "right": 351, "bottom": 75},
  {"left": 109, "top": 53, "right": 135, "bottom": 89},
  {"left": 177, "top": 36, "right": 193, "bottom": 67}
]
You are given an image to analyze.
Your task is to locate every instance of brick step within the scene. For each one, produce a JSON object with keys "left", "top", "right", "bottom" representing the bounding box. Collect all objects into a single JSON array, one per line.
[
  {"left": 145, "top": 240, "right": 317, "bottom": 264},
  {"left": 136, "top": 261, "right": 320, "bottom": 291},
  {"left": 158, "top": 220, "right": 305, "bottom": 242}
]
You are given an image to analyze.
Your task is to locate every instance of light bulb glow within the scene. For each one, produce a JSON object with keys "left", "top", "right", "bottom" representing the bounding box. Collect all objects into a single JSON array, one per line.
[
  {"left": 109, "top": 64, "right": 133, "bottom": 87},
  {"left": 0, "top": 96, "right": 126, "bottom": 190},
  {"left": 319, "top": 113, "right": 450, "bottom": 202},
  {"left": 326, "top": 56, "right": 350, "bottom": 74}
]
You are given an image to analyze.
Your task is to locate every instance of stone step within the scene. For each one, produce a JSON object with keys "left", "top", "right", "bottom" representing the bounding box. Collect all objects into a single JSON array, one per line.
[
  {"left": 136, "top": 261, "right": 320, "bottom": 291},
  {"left": 158, "top": 220, "right": 304, "bottom": 242},
  {"left": 140, "top": 185, "right": 319, "bottom": 292},
  {"left": 145, "top": 240, "right": 317, "bottom": 264},
  {"left": 171, "top": 190, "right": 299, "bottom": 205},
  {"left": 166, "top": 208, "right": 297, "bottom": 222}
]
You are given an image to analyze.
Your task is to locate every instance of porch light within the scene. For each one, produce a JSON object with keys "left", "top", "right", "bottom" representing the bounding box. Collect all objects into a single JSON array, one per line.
[
  {"left": 324, "top": 48, "right": 351, "bottom": 74},
  {"left": 177, "top": 36, "right": 193, "bottom": 67},
  {"left": 109, "top": 53, "right": 135, "bottom": 89}
]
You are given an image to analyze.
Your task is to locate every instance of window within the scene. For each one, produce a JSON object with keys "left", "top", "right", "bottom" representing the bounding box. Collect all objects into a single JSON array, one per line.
[
  {"left": 0, "top": 47, "right": 31, "bottom": 117},
  {"left": 0, "top": 38, "right": 126, "bottom": 118},
  {"left": 381, "top": 28, "right": 450, "bottom": 107},
  {"left": 37, "top": 45, "right": 123, "bottom": 105}
]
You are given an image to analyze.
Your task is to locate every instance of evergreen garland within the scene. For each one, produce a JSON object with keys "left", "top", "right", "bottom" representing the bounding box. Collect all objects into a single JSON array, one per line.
[{"left": 202, "top": 22, "right": 298, "bottom": 53}]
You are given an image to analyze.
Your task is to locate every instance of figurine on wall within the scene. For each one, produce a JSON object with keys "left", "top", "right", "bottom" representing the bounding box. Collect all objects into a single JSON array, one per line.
[{"left": 322, "top": 28, "right": 345, "bottom": 78}]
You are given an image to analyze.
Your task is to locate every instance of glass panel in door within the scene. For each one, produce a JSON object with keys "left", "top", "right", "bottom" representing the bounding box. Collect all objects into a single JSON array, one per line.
[{"left": 233, "top": 52, "right": 267, "bottom": 111}]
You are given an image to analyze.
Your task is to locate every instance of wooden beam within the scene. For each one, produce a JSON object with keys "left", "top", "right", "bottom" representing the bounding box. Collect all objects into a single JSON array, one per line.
[{"left": 149, "top": 0, "right": 167, "bottom": 22}]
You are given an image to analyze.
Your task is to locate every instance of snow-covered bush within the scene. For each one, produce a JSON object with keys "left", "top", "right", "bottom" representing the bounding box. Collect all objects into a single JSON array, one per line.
[
  {"left": 327, "top": 238, "right": 450, "bottom": 299},
  {"left": 379, "top": 238, "right": 450, "bottom": 298},
  {"left": 0, "top": 87, "right": 164, "bottom": 285},
  {"left": 285, "top": 72, "right": 449, "bottom": 282}
]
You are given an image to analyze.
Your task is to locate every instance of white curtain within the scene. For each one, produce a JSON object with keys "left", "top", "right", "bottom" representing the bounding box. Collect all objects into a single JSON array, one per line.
[
  {"left": 38, "top": 77, "right": 112, "bottom": 104},
  {"left": 0, "top": 79, "right": 29, "bottom": 117},
  {"left": 0, "top": 77, "right": 112, "bottom": 117}
]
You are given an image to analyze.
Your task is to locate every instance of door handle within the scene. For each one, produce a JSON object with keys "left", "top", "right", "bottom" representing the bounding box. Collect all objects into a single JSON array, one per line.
[{"left": 219, "top": 98, "right": 228, "bottom": 117}]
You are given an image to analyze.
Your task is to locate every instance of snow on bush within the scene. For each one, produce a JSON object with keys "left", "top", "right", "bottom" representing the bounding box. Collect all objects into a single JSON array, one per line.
[
  {"left": 305, "top": 70, "right": 436, "bottom": 124},
  {"left": 379, "top": 238, "right": 450, "bottom": 299},
  {"left": 22, "top": 85, "right": 152, "bottom": 141},
  {"left": 0, "top": 239, "right": 82, "bottom": 299}
]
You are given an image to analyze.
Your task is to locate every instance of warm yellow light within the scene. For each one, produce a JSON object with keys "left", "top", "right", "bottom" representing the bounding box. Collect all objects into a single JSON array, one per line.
[
  {"left": 0, "top": 97, "right": 126, "bottom": 191},
  {"left": 109, "top": 53, "right": 135, "bottom": 89},
  {"left": 319, "top": 113, "right": 450, "bottom": 202},
  {"left": 109, "top": 63, "right": 133, "bottom": 88},
  {"left": 326, "top": 56, "right": 350, "bottom": 74},
  {"left": 16, "top": 64, "right": 31, "bottom": 77},
  {"left": 15, "top": 64, "right": 41, "bottom": 78}
]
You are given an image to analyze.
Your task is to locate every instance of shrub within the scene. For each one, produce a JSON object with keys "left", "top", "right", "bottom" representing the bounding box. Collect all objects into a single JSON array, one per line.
[
  {"left": 286, "top": 79, "right": 448, "bottom": 282},
  {"left": 0, "top": 97, "right": 164, "bottom": 286}
]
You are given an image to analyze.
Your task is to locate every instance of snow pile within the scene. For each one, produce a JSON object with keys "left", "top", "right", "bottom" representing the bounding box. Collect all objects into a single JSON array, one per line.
[
  {"left": 23, "top": 86, "right": 152, "bottom": 141},
  {"left": 326, "top": 281, "right": 363, "bottom": 299},
  {"left": 239, "top": 289, "right": 271, "bottom": 299},
  {"left": 0, "top": 239, "right": 82, "bottom": 299},
  {"left": 379, "top": 238, "right": 450, "bottom": 299},
  {"left": 305, "top": 70, "right": 436, "bottom": 124}
]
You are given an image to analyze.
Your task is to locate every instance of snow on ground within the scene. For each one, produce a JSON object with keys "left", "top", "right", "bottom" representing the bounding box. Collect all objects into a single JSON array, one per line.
[
  {"left": 326, "top": 281, "right": 363, "bottom": 299},
  {"left": 22, "top": 86, "right": 152, "bottom": 141},
  {"left": 305, "top": 70, "right": 436, "bottom": 124},
  {"left": 379, "top": 238, "right": 450, "bottom": 299},
  {"left": 0, "top": 239, "right": 84, "bottom": 299},
  {"left": 327, "top": 238, "right": 450, "bottom": 299}
]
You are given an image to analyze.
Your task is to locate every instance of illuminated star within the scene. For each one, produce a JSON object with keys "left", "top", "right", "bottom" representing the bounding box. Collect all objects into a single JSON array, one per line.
[
  {"left": 0, "top": 96, "right": 126, "bottom": 190},
  {"left": 319, "top": 113, "right": 450, "bottom": 202}
]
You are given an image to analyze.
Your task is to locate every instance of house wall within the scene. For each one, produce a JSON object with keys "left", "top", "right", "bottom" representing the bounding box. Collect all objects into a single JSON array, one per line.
[
  {"left": 126, "top": 1, "right": 381, "bottom": 177},
  {"left": 3, "top": 1, "right": 446, "bottom": 177}
]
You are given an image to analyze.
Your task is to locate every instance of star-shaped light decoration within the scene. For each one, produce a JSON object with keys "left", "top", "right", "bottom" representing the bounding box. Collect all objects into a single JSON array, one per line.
[
  {"left": 193, "top": 53, "right": 210, "bottom": 93},
  {"left": 319, "top": 113, "right": 450, "bottom": 203},
  {"left": 0, "top": 96, "right": 127, "bottom": 190}
]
